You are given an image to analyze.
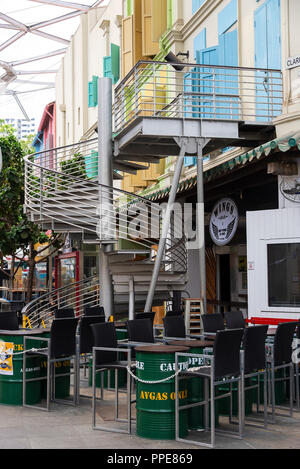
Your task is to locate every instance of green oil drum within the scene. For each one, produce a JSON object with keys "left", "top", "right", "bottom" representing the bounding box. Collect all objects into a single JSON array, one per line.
[
  {"left": 0, "top": 330, "right": 42, "bottom": 406},
  {"left": 135, "top": 344, "right": 190, "bottom": 440},
  {"left": 169, "top": 340, "right": 219, "bottom": 430},
  {"left": 88, "top": 327, "right": 128, "bottom": 389}
]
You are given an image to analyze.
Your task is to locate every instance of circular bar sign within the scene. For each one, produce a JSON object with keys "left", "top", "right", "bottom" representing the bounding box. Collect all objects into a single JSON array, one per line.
[{"left": 209, "top": 198, "right": 238, "bottom": 246}]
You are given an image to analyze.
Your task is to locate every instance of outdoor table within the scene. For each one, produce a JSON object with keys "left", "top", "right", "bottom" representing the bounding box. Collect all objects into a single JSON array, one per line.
[
  {"left": 135, "top": 344, "right": 190, "bottom": 440},
  {"left": 0, "top": 328, "right": 47, "bottom": 406}
]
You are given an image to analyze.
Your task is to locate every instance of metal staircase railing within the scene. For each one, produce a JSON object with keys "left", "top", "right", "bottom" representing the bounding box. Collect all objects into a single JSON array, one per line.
[
  {"left": 22, "top": 275, "right": 100, "bottom": 329},
  {"left": 23, "top": 138, "right": 188, "bottom": 327}
]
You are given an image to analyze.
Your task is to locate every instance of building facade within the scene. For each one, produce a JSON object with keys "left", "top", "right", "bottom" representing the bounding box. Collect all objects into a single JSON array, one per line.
[{"left": 52, "top": 0, "right": 300, "bottom": 323}]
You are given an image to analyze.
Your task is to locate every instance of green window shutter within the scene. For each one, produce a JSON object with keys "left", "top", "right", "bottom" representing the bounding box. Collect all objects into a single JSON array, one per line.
[
  {"left": 103, "top": 56, "right": 113, "bottom": 80},
  {"left": 127, "top": 0, "right": 133, "bottom": 16},
  {"left": 167, "top": 0, "right": 173, "bottom": 29},
  {"left": 111, "top": 43, "right": 120, "bottom": 84},
  {"left": 88, "top": 82, "right": 93, "bottom": 108},
  {"left": 104, "top": 45, "right": 120, "bottom": 84},
  {"left": 92, "top": 76, "right": 98, "bottom": 106}
]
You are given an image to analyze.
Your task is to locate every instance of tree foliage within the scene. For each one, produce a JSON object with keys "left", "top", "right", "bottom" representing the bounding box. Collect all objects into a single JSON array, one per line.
[{"left": 0, "top": 121, "right": 64, "bottom": 302}]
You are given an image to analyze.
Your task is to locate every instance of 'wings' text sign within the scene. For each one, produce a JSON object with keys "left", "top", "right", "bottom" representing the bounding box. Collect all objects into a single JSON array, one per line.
[{"left": 209, "top": 198, "right": 238, "bottom": 246}]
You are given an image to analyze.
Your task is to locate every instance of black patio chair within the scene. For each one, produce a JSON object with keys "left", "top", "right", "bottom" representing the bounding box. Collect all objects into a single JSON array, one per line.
[
  {"left": 201, "top": 313, "right": 225, "bottom": 338},
  {"left": 267, "top": 321, "right": 298, "bottom": 422},
  {"left": 84, "top": 306, "right": 105, "bottom": 317},
  {"left": 225, "top": 311, "right": 246, "bottom": 329},
  {"left": 91, "top": 322, "right": 134, "bottom": 434},
  {"left": 135, "top": 312, "right": 156, "bottom": 324},
  {"left": 75, "top": 314, "right": 106, "bottom": 403},
  {"left": 55, "top": 308, "right": 75, "bottom": 319},
  {"left": 0, "top": 311, "right": 19, "bottom": 330},
  {"left": 175, "top": 328, "right": 244, "bottom": 448},
  {"left": 23, "top": 317, "right": 79, "bottom": 411},
  {"left": 241, "top": 325, "right": 268, "bottom": 429}
]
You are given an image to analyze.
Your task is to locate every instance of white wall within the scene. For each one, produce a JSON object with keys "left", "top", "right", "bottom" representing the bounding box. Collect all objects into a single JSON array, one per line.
[{"left": 247, "top": 208, "right": 300, "bottom": 321}]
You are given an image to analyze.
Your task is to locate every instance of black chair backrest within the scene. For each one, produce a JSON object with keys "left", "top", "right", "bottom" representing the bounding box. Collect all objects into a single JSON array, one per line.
[
  {"left": 213, "top": 329, "right": 244, "bottom": 380},
  {"left": 55, "top": 308, "right": 75, "bottom": 319},
  {"left": 202, "top": 313, "right": 225, "bottom": 333},
  {"left": 79, "top": 315, "right": 106, "bottom": 354},
  {"left": 163, "top": 316, "right": 186, "bottom": 338},
  {"left": 126, "top": 318, "right": 154, "bottom": 343},
  {"left": 165, "top": 310, "right": 183, "bottom": 317},
  {"left": 273, "top": 322, "right": 298, "bottom": 366},
  {"left": 50, "top": 318, "right": 79, "bottom": 358},
  {"left": 135, "top": 312, "right": 156, "bottom": 324},
  {"left": 84, "top": 306, "right": 105, "bottom": 317},
  {"left": 91, "top": 322, "right": 118, "bottom": 366},
  {"left": 224, "top": 311, "right": 246, "bottom": 329},
  {"left": 242, "top": 325, "right": 268, "bottom": 374},
  {"left": 0, "top": 312, "right": 19, "bottom": 330}
]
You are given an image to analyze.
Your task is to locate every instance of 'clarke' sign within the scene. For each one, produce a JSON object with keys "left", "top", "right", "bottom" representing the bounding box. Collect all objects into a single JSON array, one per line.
[{"left": 286, "top": 55, "right": 300, "bottom": 70}]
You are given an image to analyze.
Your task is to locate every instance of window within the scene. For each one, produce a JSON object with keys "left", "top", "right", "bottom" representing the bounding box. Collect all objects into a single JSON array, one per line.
[
  {"left": 192, "top": 0, "right": 206, "bottom": 15},
  {"left": 268, "top": 243, "right": 300, "bottom": 308}
]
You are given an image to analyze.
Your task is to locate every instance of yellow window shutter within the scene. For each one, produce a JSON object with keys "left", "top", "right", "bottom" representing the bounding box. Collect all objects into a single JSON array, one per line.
[
  {"left": 122, "top": 15, "right": 134, "bottom": 78},
  {"left": 122, "top": 0, "right": 146, "bottom": 78},
  {"left": 152, "top": 0, "right": 168, "bottom": 42},
  {"left": 142, "top": 0, "right": 159, "bottom": 57}
]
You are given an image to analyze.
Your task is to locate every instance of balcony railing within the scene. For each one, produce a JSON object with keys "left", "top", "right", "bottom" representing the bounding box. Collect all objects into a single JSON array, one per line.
[{"left": 114, "top": 60, "right": 283, "bottom": 135}]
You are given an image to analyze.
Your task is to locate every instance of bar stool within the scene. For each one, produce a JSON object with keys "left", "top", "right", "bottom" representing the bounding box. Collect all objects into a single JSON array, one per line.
[
  {"left": 175, "top": 328, "right": 244, "bottom": 448},
  {"left": 23, "top": 317, "right": 79, "bottom": 411},
  {"left": 91, "top": 322, "right": 134, "bottom": 434},
  {"left": 267, "top": 321, "right": 298, "bottom": 423}
]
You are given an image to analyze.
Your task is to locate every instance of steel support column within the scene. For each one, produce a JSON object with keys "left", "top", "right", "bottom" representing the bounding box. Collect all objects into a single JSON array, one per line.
[
  {"left": 144, "top": 141, "right": 187, "bottom": 313},
  {"left": 98, "top": 77, "right": 114, "bottom": 319},
  {"left": 197, "top": 139, "right": 210, "bottom": 314}
]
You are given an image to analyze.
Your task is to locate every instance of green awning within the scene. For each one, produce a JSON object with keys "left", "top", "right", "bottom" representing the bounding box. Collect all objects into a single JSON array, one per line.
[{"left": 144, "top": 132, "right": 300, "bottom": 202}]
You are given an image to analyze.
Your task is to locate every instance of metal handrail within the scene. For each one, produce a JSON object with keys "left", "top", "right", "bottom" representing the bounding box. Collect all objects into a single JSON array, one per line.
[{"left": 113, "top": 60, "right": 283, "bottom": 135}]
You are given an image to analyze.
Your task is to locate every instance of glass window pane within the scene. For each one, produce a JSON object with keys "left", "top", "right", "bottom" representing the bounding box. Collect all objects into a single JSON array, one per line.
[{"left": 268, "top": 243, "right": 300, "bottom": 307}]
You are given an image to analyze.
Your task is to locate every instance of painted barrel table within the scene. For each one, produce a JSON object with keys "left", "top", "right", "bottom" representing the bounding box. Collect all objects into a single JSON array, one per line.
[
  {"left": 0, "top": 329, "right": 46, "bottom": 406},
  {"left": 135, "top": 344, "right": 190, "bottom": 440},
  {"left": 168, "top": 339, "right": 218, "bottom": 430}
]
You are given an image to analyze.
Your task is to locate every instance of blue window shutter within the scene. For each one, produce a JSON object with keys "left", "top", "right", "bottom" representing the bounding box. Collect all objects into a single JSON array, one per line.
[
  {"left": 254, "top": 2, "right": 267, "bottom": 68},
  {"left": 219, "top": 29, "right": 238, "bottom": 67},
  {"left": 254, "top": 0, "right": 281, "bottom": 119},
  {"left": 192, "top": 0, "right": 205, "bottom": 15},
  {"left": 218, "top": 0, "right": 237, "bottom": 35},
  {"left": 266, "top": 0, "right": 281, "bottom": 69},
  {"left": 194, "top": 28, "right": 206, "bottom": 60}
]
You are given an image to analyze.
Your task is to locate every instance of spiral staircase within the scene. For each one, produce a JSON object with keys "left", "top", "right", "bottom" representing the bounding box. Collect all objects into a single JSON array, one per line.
[{"left": 23, "top": 136, "right": 188, "bottom": 327}]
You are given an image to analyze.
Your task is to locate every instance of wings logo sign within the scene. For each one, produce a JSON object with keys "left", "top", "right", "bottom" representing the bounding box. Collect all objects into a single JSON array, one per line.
[{"left": 209, "top": 198, "right": 238, "bottom": 246}]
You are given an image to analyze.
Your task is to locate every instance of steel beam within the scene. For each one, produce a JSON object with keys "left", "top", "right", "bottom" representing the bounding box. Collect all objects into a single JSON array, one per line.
[
  {"left": 29, "top": 0, "right": 91, "bottom": 10},
  {"left": 144, "top": 140, "right": 187, "bottom": 313}
]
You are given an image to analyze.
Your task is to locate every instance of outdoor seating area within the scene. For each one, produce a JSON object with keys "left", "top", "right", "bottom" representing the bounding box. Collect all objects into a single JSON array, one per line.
[{"left": 0, "top": 310, "right": 300, "bottom": 448}]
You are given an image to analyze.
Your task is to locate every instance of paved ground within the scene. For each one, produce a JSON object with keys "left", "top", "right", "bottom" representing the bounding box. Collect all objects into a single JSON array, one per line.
[{"left": 1, "top": 383, "right": 300, "bottom": 450}]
